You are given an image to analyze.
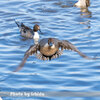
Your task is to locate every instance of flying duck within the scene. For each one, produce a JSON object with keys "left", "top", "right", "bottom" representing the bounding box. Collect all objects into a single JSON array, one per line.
[
  {"left": 74, "top": 0, "right": 90, "bottom": 8},
  {"left": 15, "top": 21, "right": 41, "bottom": 43},
  {"left": 14, "top": 38, "right": 94, "bottom": 72}
]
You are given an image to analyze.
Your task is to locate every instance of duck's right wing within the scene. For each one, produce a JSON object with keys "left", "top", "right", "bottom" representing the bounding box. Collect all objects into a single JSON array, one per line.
[
  {"left": 14, "top": 44, "right": 39, "bottom": 72},
  {"left": 59, "top": 40, "right": 94, "bottom": 60}
]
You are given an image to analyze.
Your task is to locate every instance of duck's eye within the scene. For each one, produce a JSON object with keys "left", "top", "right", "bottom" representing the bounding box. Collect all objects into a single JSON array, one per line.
[{"left": 24, "top": 29, "right": 26, "bottom": 33}]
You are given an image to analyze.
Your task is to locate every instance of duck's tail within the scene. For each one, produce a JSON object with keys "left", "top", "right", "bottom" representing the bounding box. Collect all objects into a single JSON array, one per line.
[{"left": 14, "top": 19, "right": 21, "bottom": 28}]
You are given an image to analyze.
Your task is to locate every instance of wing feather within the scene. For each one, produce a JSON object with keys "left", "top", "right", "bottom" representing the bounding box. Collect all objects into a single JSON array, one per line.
[
  {"left": 14, "top": 44, "right": 39, "bottom": 72},
  {"left": 59, "top": 40, "right": 93, "bottom": 60}
]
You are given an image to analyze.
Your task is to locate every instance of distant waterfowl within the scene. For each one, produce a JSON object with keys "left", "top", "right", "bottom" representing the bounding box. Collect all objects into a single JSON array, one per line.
[
  {"left": 74, "top": 0, "right": 91, "bottom": 18},
  {"left": 14, "top": 38, "right": 94, "bottom": 72},
  {"left": 0, "top": 97, "right": 2, "bottom": 100},
  {"left": 74, "top": 0, "right": 90, "bottom": 8},
  {"left": 15, "top": 21, "right": 41, "bottom": 43}
]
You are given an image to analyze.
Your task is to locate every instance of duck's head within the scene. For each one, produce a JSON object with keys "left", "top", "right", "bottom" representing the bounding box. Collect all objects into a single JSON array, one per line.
[
  {"left": 33, "top": 24, "right": 41, "bottom": 32},
  {"left": 48, "top": 38, "right": 55, "bottom": 49}
]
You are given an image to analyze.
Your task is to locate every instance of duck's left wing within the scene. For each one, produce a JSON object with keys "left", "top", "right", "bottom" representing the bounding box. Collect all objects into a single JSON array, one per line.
[
  {"left": 59, "top": 40, "right": 93, "bottom": 60},
  {"left": 14, "top": 44, "right": 39, "bottom": 72}
]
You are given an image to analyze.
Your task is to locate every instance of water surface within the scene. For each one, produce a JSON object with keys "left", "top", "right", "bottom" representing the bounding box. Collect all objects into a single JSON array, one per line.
[{"left": 0, "top": 0, "right": 100, "bottom": 100}]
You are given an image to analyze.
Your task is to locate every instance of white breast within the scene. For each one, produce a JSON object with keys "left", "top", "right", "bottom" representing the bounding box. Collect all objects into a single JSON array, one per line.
[
  {"left": 51, "top": 44, "right": 55, "bottom": 48},
  {"left": 33, "top": 32, "right": 39, "bottom": 44},
  {"left": 44, "top": 43, "right": 55, "bottom": 48},
  {"left": 44, "top": 43, "right": 49, "bottom": 47},
  {"left": 75, "top": 0, "right": 86, "bottom": 8},
  {"left": 33, "top": 32, "right": 39, "bottom": 39}
]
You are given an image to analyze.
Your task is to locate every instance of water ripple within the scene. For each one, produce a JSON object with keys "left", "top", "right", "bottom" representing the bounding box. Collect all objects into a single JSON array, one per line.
[{"left": 0, "top": 0, "right": 100, "bottom": 100}]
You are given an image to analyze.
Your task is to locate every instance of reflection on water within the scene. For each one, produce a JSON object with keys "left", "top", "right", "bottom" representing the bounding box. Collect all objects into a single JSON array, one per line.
[
  {"left": 77, "top": 7, "right": 91, "bottom": 29},
  {"left": 80, "top": 20, "right": 91, "bottom": 29},
  {"left": 74, "top": 0, "right": 91, "bottom": 29},
  {"left": 0, "top": 0, "right": 100, "bottom": 100},
  {"left": 80, "top": 8, "right": 92, "bottom": 18}
]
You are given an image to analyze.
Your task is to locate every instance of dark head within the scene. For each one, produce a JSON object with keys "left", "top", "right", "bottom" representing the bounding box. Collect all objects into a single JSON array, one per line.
[
  {"left": 33, "top": 24, "right": 41, "bottom": 32},
  {"left": 86, "top": 0, "right": 90, "bottom": 7}
]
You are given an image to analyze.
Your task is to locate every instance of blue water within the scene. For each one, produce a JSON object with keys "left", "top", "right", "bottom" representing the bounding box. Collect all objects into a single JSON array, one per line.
[{"left": 0, "top": 0, "right": 100, "bottom": 100}]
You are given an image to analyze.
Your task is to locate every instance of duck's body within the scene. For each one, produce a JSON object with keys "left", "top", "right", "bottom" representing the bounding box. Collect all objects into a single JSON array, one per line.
[
  {"left": 15, "top": 21, "right": 33, "bottom": 38},
  {"left": 74, "top": 0, "right": 90, "bottom": 8},
  {"left": 14, "top": 38, "right": 93, "bottom": 72},
  {"left": 15, "top": 21, "right": 40, "bottom": 43},
  {"left": 39, "top": 38, "right": 59, "bottom": 57}
]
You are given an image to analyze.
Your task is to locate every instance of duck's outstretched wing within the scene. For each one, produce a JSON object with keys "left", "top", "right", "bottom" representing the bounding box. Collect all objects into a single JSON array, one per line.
[
  {"left": 59, "top": 40, "right": 94, "bottom": 60},
  {"left": 14, "top": 44, "right": 39, "bottom": 72}
]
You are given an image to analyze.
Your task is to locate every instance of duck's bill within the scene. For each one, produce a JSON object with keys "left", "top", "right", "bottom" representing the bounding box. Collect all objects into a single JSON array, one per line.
[
  {"left": 39, "top": 29, "right": 41, "bottom": 32},
  {"left": 39, "top": 29, "right": 44, "bottom": 34}
]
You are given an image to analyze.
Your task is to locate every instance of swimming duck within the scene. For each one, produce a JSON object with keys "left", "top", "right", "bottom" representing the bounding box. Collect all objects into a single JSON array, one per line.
[
  {"left": 14, "top": 38, "right": 94, "bottom": 72},
  {"left": 15, "top": 21, "right": 41, "bottom": 43},
  {"left": 74, "top": 0, "right": 90, "bottom": 8}
]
